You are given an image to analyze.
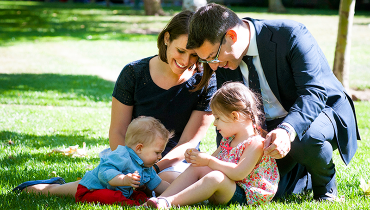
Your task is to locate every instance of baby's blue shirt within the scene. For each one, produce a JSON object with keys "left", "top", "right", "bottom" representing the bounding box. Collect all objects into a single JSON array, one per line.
[{"left": 79, "top": 145, "right": 161, "bottom": 198}]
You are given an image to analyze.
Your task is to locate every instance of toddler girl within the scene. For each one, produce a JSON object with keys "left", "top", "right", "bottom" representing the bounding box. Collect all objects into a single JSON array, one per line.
[{"left": 146, "top": 82, "right": 279, "bottom": 208}]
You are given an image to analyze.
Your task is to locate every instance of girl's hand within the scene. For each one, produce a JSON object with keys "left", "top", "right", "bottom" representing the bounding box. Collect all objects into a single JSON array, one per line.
[
  {"left": 184, "top": 148, "right": 195, "bottom": 163},
  {"left": 186, "top": 149, "right": 211, "bottom": 167},
  {"left": 123, "top": 171, "right": 141, "bottom": 188}
]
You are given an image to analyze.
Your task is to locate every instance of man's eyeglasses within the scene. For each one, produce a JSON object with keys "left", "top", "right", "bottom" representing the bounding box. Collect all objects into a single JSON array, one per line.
[{"left": 198, "top": 34, "right": 225, "bottom": 64}]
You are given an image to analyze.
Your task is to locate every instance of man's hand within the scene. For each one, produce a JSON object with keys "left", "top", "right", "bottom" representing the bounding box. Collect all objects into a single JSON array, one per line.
[
  {"left": 123, "top": 171, "right": 141, "bottom": 188},
  {"left": 264, "top": 128, "right": 291, "bottom": 159},
  {"left": 185, "top": 149, "right": 211, "bottom": 167}
]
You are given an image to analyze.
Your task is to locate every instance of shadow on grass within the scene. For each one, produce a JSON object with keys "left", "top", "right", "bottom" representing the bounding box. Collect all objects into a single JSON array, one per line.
[
  {"left": 1, "top": 148, "right": 101, "bottom": 179},
  {"left": 1, "top": 130, "right": 103, "bottom": 183},
  {"left": 2, "top": 2, "right": 370, "bottom": 46},
  {"left": 0, "top": 192, "right": 76, "bottom": 209},
  {"left": 272, "top": 190, "right": 314, "bottom": 204},
  {"left": 1, "top": 130, "right": 108, "bottom": 149},
  {"left": 0, "top": 73, "right": 114, "bottom": 106},
  {"left": 0, "top": 2, "right": 171, "bottom": 45}
]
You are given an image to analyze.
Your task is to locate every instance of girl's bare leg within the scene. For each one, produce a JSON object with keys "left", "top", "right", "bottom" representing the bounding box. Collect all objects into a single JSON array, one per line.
[
  {"left": 24, "top": 180, "right": 80, "bottom": 197},
  {"left": 161, "top": 170, "right": 236, "bottom": 207},
  {"left": 158, "top": 171, "right": 180, "bottom": 184},
  {"left": 160, "top": 165, "right": 213, "bottom": 198}
]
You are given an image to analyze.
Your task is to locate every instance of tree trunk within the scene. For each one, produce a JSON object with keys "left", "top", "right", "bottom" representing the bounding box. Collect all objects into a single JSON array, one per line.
[
  {"left": 268, "top": 0, "right": 287, "bottom": 13},
  {"left": 182, "top": 0, "right": 207, "bottom": 12},
  {"left": 133, "top": 0, "right": 141, "bottom": 10},
  {"left": 333, "top": 0, "right": 356, "bottom": 91},
  {"left": 144, "top": 0, "right": 166, "bottom": 16}
]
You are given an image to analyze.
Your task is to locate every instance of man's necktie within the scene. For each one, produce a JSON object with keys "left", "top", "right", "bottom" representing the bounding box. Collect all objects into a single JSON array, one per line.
[
  {"left": 242, "top": 56, "right": 266, "bottom": 130},
  {"left": 243, "top": 56, "right": 261, "bottom": 96}
]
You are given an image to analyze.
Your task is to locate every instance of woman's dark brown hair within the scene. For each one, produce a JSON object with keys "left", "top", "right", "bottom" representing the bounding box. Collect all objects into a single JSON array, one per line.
[
  {"left": 191, "top": 62, "right": 214, "bottom": 92},
  {"left": 157, "top": 10, "right": 213, "bottom": 93},
  {"left": 157, "top": 10, "right": 194, "bottom": 63}
]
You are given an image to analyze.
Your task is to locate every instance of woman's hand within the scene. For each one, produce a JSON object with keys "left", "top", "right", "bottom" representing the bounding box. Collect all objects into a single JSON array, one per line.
[{"left": 185, "top": 149, "right": 211, "bottom": 167}]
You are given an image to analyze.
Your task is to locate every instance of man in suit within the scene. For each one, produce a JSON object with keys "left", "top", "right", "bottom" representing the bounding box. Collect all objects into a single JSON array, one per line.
[{"left": 186, "top": 3, "right": 360, "bottom": 201}]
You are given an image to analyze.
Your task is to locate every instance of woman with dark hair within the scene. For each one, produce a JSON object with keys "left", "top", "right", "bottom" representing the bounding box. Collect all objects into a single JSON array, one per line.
[{"left": 13, "top": 10, "right": 217, "bottom": 201}]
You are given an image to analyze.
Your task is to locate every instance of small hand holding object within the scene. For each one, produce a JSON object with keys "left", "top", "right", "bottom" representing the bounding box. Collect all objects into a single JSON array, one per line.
[
  {"left": 185, "top": 148, "right": 194, "bottom": 163},
  {"left": 124, "top": 171, "right": 141, "bottom": 188},
  {"left": 264, "top": 129, "right": 291, "bottom": 159},
  {"left": 187, "top": 149, "right": 210, "bottom": 167}
]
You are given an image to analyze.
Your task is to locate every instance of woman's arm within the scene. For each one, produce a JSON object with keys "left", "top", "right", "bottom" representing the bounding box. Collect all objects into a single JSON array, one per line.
[
  {"left": 109, "top": 97, "right": 133, "bottom": 151},
  {"left": 155, "top": 110, "right": 214, "bottom": 171}
]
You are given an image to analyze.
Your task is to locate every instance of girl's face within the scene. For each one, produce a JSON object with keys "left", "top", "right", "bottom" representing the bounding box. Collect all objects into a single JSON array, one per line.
[
  {"left": 213, "top": 112, "right": 239, "bottom": 138},
  {"left": 165, "top": 33, "right": 198, "bottom": 75}
]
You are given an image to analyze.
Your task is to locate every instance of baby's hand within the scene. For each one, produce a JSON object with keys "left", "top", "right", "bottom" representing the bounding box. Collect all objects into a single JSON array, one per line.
[{"left": 124, "top": 171, "right": 141, "bottom": 188}]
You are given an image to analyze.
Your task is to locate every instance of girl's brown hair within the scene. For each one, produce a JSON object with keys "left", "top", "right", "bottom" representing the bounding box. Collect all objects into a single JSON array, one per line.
[{"left": 210, "top": 82, "right": 266, "bottom": 136}]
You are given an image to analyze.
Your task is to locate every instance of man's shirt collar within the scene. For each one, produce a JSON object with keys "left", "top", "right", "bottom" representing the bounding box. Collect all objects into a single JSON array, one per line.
[{"left": 245, "top": 20, "right": 258, "bottom": 57}]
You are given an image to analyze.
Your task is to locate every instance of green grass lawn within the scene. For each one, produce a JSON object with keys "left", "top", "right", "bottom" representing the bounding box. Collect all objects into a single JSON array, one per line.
[{"left": 0, "top": 1, "right": 370, "bottom": 209}]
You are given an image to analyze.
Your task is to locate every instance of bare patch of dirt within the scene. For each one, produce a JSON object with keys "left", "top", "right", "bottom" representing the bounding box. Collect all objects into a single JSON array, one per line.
[{"left": 349, "top": 88, "right": 370, "bottom": 102}]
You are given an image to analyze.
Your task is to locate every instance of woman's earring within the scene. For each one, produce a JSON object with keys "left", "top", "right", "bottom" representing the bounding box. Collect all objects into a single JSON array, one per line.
[{"left": 165, "top": 43, "right": 167, "bottom": 46}]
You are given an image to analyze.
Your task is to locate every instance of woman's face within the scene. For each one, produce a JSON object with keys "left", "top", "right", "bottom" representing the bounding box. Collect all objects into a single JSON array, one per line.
[{"left": 165, "top": 33, "right": 198, "bottom": 75}]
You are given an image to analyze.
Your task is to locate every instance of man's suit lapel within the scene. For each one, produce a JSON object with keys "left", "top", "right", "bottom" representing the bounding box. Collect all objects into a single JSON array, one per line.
[{"left": 247, "top": 18, "right": 281, "bottom": 103}]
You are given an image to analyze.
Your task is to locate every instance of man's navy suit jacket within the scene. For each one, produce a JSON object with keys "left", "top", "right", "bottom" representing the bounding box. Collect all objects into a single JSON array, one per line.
[{"left": 216, "top": 17, "right": 360, "bottom": 165}]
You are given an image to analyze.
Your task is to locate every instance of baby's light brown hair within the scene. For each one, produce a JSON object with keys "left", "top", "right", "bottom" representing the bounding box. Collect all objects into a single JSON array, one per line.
[
  {"left": 210, "top": 82, "right": 266, "bottom": 136},
  {"left": 125, "top": 116, "right": 173, "bottom": 148}
]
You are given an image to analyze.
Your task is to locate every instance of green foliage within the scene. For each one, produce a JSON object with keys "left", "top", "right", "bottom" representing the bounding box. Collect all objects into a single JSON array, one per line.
[{"left": 0, "top": 1, "right": 369, "bottom": 209}]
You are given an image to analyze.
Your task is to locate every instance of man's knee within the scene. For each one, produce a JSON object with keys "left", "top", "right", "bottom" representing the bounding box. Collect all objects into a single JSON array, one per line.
[
  {"left": 291, "top": 135, "right": 334, "bottom": 166},
  {"left": 290, "top": 113, "right": 336, "bottom": 166}
]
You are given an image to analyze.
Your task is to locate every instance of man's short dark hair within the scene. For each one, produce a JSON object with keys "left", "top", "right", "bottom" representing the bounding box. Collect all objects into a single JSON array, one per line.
[{"left": 187, "top": 3, "right": 243, "bottom": 49}]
